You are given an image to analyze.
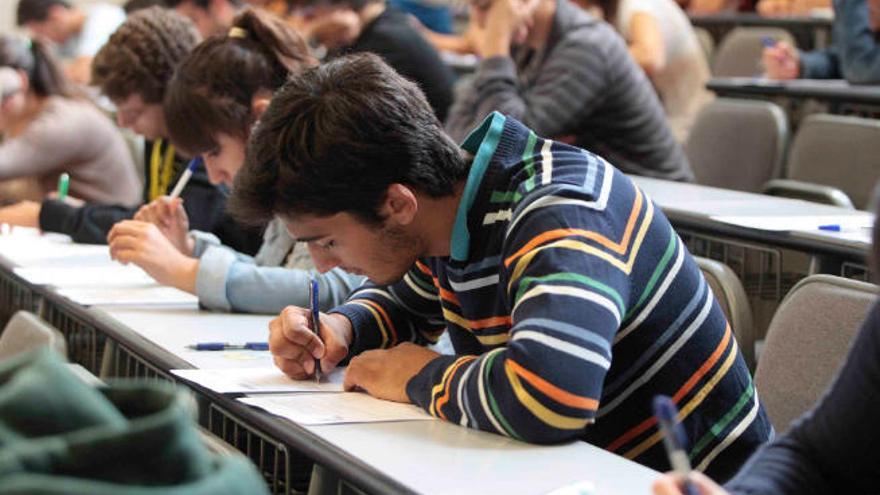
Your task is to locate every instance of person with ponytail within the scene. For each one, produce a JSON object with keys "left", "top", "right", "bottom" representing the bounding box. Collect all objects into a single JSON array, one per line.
[
  {"left": 0, "top": 35, "right": 140, "bottom": 205},
  {"left": 0, "top": 7, "right": 263, "bottom": 255},
  {"left": 108, "top": 8, "right": 364, "bottom": 314}
]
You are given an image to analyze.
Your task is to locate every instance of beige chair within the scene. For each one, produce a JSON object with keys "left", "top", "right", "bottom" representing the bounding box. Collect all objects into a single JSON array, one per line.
[
  {"left": 696, "top": 257, "right": 756, "bottom": 370},
  {"left": 754, "top": 275, "right": 876, "bottom": 432},
  {"left": 686, "top": 98, "right": 789, "bottom": 192},
  {"left": 0, "top": 310, "right": 67, "bottom": 361},
  {"left": 764, "top": 113, "right": 880, "bottom": 209},
  {"left": 713, "top": 27, "right": 795, "bottom": 77},
  {"left": 695, "top": 27, "right": 715, "bottom": 67}
]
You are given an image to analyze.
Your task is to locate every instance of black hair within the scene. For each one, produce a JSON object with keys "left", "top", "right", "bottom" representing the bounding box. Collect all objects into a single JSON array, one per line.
[
  {"left": 16, "top": 0, "right": 70, "bottom": 25},
  {"left": 230, "top": 53, "right": 468, "bottom": 227},
  {"left": 0, "top": 35, "right": 70, "bottom": 97},
  {"left": 164, "top": 7, "right": 315, "bottom": 156}
]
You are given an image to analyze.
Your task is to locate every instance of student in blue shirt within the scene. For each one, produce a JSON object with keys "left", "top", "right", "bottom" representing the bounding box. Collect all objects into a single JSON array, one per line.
[
  {"left": 107, "top": 8, "right": 364, "bottom": 314},
  {"left": 763, "top": 0, "right": 880, "bottom": 83}
]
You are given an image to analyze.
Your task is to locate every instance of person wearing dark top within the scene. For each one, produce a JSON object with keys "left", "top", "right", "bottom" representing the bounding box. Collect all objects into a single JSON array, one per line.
[
  {"left": 0, "top": 7, "right": 263, "bottom": 255},
  {"left": 653, "top": 209, "right": 880, "bottom": 494},
  {"left": 292, "top": 0, "right": 455, "bottom": 121}
]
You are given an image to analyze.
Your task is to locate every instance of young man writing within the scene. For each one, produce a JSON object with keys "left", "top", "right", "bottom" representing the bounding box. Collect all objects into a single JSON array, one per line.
[{"left": 232, "top": 53, "right": 771, "bottom": 480}]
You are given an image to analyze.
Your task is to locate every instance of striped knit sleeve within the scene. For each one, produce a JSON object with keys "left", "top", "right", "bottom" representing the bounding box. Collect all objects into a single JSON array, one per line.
[
  {"left": 445, "top": 29, "right": 614, "bottom": 143},
  {"left": 330, "top": 260, "right": 447, "bottom": 356},
  {"left": 406, "top": 190, "right": 635, "bottom": 443}
]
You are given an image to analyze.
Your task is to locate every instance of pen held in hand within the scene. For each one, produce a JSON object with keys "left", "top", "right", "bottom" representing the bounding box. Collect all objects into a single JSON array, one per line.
[
  {"left": 168, "top": 157, "right": 201, "bottom": 199},
  {"left": 187, "top": 342, "right": 269, "bottom": 351},
  {"left": 309, "top": 276, "right": 323, "bottom": 383},
  {"left": 653, "top": 395, "right": 700, "bottom": 495}
]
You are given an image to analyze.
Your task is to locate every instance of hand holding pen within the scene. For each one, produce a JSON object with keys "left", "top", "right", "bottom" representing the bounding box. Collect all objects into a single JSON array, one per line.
[{"left": 761, "top": 38, "right": 800, "bottom": 80}]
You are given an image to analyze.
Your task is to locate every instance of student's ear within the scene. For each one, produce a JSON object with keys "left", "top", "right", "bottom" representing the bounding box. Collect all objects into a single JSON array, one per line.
[
  {"left": 381, "top": 184, "right": 419, "bottom": 226},
  {"left": 251, "top": 95, "right": 272, "bottom": 120}
]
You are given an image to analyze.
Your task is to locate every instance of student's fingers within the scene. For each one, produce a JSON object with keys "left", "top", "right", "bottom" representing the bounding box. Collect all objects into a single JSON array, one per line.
[
  {"left": 651, "top": 473, "right": 725, "bottom": 495},
  {"left": 342, "top": 351, "right": 379, "bottom": 392},
  {"left": 652, "top": 475, "right": 684, "bottom": 495},
  {"left": 279, "top": 306, "right": 326, "bottom": 357},
  {"left": 273, "top": 354, "right": 310, "bottom": 380}
]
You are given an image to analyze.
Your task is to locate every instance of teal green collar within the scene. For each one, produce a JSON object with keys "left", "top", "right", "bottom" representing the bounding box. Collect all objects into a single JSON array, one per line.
[{"left": 450, "top": 112, "right": 506, "bottom": 262}]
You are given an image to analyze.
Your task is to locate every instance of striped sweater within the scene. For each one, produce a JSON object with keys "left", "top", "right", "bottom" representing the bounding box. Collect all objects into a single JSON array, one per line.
[{"left": 332, "top": 113, "right": 771, "bottom": 480}]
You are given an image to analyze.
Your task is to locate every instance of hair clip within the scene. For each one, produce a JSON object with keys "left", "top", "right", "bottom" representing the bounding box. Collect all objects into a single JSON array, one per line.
[{"left": 228, "top": 27, "right": 248, "bottom": 39}]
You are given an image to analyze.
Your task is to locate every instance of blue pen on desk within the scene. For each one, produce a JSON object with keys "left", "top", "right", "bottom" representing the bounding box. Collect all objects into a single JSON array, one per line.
[
  {"left": 309, "top": 276, "right": 323, "bottom": 383},
  {"left": 187, "top": 342, "right": 269, "bottom": 351},
  {"left": 653, "top": 395, "right": 700, "bottom": 495},
  {"left": 168, "top": 157, "right": 201, "bottom": 199},
  {"left": 818, "top": 224, "right": 841, "bottom": 232}
]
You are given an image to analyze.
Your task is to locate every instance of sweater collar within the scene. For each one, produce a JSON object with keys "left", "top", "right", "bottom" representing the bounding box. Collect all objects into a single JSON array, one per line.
[{"left": 450, "top": 111, "right": 507, "bottom": 262}]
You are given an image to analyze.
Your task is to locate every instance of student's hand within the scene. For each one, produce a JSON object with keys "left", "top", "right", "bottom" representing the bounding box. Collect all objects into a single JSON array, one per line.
[
  {"left": 652, "top": 472, "right": 729, "bottom": 495},
  {"left": 0, "top": 201, "right": 40, "bottom": 228},
  {"left": 343, "top": 343, "right": 440, "bottom": 403},
  {"left": 763, "top": 42, "right": 800, "bottom": 80},
  {"left": 107, "top": 220, "right": 198, "bottom": 293},
  {"left": 478, "top": 0, "right": 540, "bottom": 57},
  {"left": 296, "top": 9, "right": 361, "bottom": 50},
  {"left": 270, "top": 308, "right": 353, "bottom": 379},
  {"left": 134, "top": 197, "right": 194, "bottom": 256}
]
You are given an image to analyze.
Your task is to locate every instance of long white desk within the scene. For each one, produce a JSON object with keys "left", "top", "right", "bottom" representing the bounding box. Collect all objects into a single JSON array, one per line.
[
  {"left": 94, "top": 305, "right": 658, "bottom": 495},
  {"left": 632, "top": 176, "right": 872, "bottom": 260}
]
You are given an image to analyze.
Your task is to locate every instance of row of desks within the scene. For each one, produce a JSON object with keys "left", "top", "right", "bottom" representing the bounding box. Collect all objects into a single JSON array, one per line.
[
  {"left": 0, "top": 177, "right": 871, "bottom": 494},
  {"left": 0, "top": 231, "right": 658, "bottom": 495}
]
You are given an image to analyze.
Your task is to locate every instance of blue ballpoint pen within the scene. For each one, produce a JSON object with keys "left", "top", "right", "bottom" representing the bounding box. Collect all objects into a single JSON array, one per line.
[
  {"left": 187, "top": 342, "right": 269, "bottom": 351},
  {"left": 653, "top": 395, "right": 700, "bottom": 495},
  {"left": 310, "top": 276, "right": 323, "bottom": 383}
]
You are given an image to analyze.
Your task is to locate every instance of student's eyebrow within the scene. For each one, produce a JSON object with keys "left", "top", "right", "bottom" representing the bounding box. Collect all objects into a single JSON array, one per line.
[{"left": 296, "top": 235, "right": 327, "bottom": 243}]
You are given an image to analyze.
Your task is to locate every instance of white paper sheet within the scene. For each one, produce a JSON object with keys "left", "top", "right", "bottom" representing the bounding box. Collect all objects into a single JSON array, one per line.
[
  {"left": 13, "top": 265, "right": 155, "bottom": 288},
  {"left": 172, "top": 367, "right": 344, "bottom": 393},
  {"left": 56, "top": 286, "right": 198, "bottom": 306},
  {"left": 710, "top": 214, "right": 874, "bottom": 232},
  {"left": 239, "top": 393, "right": 433, "bottom": 425}
]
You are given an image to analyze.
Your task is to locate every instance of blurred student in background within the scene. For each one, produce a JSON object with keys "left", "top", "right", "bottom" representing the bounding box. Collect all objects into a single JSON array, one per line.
[
  {"left": 0, "top": 7, "right": 263, "bottom": 256},
  {"left": 163, "top": 0, "right": 243, "bottom": 37},
  {"left": 763, "top": 0, "right": 880, "bottom": 83},
  {"left": 444, "top": 0, "right": 694, "bottom": 181},
  {"left": 16, "top": 0, "right": 125, "bottom": 84},
  {"left": 0, "top": 35, "right": 139, "bottom": 205},
  {"left": 291, "top": 0, "right": 455, "bottom": 121},
  {"left": 587, "top": 0, "right": 713, "bottom": 142}
]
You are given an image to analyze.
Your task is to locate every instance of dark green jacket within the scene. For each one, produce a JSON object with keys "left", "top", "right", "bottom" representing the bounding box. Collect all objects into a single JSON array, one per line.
[{"left": 0, "top": 348, "right": 268, "bottom": 495}]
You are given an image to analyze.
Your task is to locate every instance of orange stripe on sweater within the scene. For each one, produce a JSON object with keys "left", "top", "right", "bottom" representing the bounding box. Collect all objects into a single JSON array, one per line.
[
  {"left": 605, "top": 326, "right": 733, "bottom": 452},
  {"left": 504, "top": 189, "right": 644, "bottom": 267},
  {"left": 507, "top": 359, "right": 599, "bottom": 410}
]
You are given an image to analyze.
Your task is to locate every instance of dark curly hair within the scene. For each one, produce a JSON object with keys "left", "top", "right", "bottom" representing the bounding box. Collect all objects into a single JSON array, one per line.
[{"left": 91, "top": 6, "right": 200, "bottom": 104}]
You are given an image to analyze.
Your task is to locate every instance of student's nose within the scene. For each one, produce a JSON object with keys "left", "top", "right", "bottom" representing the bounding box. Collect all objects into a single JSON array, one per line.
[{"left": 307, "top": 244, "right": 341, "bottom": 274}]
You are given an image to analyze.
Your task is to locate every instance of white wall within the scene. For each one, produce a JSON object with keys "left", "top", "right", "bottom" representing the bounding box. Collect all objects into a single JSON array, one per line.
[{"left": 1, "top": 0, "right": 126, "bottom": 35}]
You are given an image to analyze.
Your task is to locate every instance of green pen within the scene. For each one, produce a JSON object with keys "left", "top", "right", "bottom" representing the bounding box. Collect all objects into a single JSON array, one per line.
[{"left": 57, "top": 173, "right": 69, "bottom": 201}]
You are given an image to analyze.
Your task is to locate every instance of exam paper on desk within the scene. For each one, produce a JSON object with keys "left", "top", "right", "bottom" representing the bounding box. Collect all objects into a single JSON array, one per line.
[
  {"left": 13, "top": 265, "right": 155, "bottom": 288},
  {"left": 239, "top": 393, "right": 433, "bottom": 425},
  {"left": 56, "top": 285, "right": 198, "bottom": 306},
  {"left": 172, "top": 366, "right": 345, "bottom": 394},
  {"left": 710, "top": 214, "right": 874, "bottom": 232}
]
